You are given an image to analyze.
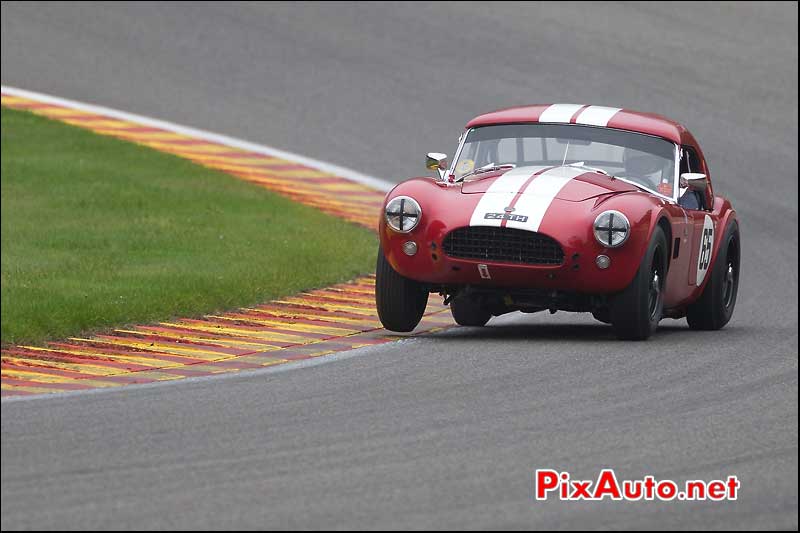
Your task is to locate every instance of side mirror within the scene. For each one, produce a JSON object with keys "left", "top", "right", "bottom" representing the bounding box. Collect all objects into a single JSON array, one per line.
[
  {"left": 426, "top": 152, "right": 448, "bottom": 179},
  {"left": 680, "top": 172, "right": 708, "bottom": 192}
]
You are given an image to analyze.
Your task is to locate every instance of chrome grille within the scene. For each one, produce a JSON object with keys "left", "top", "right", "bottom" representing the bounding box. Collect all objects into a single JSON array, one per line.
[{"left": 442, "top": 226, "right": 564, "bottom": 265}]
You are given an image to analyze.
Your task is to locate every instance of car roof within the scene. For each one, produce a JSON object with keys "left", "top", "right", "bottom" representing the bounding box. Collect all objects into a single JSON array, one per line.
[{"left": 465, "top": 104, "right": 697, "bottom": 146}]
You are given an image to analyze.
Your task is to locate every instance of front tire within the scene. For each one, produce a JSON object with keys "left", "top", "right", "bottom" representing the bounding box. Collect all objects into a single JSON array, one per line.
[
  {"left": 686, "top": 221, "right": 740, "bottom": 330},
  {"left": 450, "top": 295, "right": 491, "bottom": 327},
  {"left": 591, "top": 308, "right": 612, "bottom": 324},
  {"left": 610, "top": 226, "right": 668, "bottom": 340},
  {"left": 375, "top": 246, "right": 428, "bottom": 332}
]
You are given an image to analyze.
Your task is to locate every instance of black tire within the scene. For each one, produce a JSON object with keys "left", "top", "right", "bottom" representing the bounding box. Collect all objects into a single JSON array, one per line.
[
  {"left": 686, "top": 221, "right": 740, "bottom": 330},
  {"left": 450, "top": 295, "right": 491, "bottom": 327},
  {"left": 375, "top": 246, "right": 428, "bottom": 332},
  {"left": 591, "top": 308, "right": 612, "bottom": 324},
  {"left": 610, "top": 225, "right": 668, "bottom": 340}
]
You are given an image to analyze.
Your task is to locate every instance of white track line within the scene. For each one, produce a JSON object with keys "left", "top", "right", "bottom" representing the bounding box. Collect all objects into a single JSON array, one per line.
[
  {"left": 1, "top": 85, "right": 395, "bottom": 192},
  {"left": 0, "top": 85, "right": 405, "bottom": 401}
]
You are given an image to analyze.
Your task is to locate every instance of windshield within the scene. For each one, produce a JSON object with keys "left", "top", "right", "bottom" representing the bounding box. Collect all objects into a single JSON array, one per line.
[{"left": 453, "top": 124, "right": 676, "bottom": 196}]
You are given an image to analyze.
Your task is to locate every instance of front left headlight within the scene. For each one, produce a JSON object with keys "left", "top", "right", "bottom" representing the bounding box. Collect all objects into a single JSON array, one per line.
[
  {"left": 593, "top": 210, "right": 630, "bottom": 248},
  {"left": 385, "top": 196, "right": 421, "bottom": 233}
]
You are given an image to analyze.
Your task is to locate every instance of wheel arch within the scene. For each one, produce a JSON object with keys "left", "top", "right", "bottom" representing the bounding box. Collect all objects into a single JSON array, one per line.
[
  {"left": 656, "top": 216, "right": 673, "bottom": 273},
  {"left": 703, "top": 199, "right": 739, "bottom": 290}
]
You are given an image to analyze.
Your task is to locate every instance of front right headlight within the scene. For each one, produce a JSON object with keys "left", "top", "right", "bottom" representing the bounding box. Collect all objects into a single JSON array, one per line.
[
  {"left": 385, "top": 196, "right": 421, "bottom": 233},
  {"left": 593, "top": 210, "right": 630, "bottom": 248}
]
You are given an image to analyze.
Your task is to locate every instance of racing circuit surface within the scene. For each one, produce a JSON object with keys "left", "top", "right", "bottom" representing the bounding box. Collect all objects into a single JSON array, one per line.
[{"left": 1, "top": 2, "right": 797, "bottom": 530}]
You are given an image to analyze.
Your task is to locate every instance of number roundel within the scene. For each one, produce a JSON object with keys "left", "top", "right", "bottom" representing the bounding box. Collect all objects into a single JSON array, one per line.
[{"left": 696, "top": 215, "right": 715, "bottom": 286}]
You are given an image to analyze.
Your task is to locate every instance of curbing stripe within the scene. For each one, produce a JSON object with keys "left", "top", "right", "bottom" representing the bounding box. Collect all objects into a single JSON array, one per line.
[
  {"left": 0, "top": 86, "right": 395, "bottom": 192},
  {"left": 1, "top": 89, "right": 452, "bottom": 398}
]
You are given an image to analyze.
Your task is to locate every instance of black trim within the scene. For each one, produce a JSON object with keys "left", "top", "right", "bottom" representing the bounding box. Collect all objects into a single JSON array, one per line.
[{"left": 442, "top": 227, "right": 564, "bottom": 265}]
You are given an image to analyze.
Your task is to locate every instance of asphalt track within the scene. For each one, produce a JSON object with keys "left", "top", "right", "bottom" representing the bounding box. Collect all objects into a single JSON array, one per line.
[{"left": 1, "top": 2, "right": 797, "bottom": 530}]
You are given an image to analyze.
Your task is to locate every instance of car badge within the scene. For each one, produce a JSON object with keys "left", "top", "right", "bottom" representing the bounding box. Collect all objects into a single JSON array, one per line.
[{"left": 504, "top": 206, "right": 515, "bottom": 213}]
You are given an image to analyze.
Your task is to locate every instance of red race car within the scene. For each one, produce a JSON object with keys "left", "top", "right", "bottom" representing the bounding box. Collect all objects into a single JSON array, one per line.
[{"left": 376, "top": 104, "right": 740, "bottom": 340}]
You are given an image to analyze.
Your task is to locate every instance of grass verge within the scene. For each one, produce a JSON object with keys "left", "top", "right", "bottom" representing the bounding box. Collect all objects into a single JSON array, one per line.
[{"left": 1, "top": 106, "right": 377, "bottom": 346}]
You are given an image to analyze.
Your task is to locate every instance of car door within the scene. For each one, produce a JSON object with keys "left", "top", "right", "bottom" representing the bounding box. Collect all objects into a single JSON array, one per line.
[
  {"left": 681, "top": 146, "right": 717, "bottom": 289},
  {"left": 662, "top": 202, "right": 696, "bottom": 308}
]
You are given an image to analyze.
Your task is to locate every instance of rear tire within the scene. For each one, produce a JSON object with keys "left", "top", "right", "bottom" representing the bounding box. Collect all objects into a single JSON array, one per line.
[
  {"left": 610, "top": 226, "right": 668, "bottom": 340},
  {"left": 450, "top": 295, "right": 491, "bottom": 327},
  {"left": 375, "top": 246, "right": 428, "bottom": 332},
  {"left": 686, "top": 221, "right": 740, "bottom": 330}
]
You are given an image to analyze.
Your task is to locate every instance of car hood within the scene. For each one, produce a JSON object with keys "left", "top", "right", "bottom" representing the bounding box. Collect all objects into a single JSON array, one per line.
[{"left": 460, "top": 165, "right": 637, "bottom": 201}]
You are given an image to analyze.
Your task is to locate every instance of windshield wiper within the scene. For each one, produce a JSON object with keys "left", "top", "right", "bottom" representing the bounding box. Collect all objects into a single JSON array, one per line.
[
  {"left": 457, "top": 163, "right": 516, "bottom": 182},
  {"left": 566, "top": 162, "right": 616, "bottom": 180}
]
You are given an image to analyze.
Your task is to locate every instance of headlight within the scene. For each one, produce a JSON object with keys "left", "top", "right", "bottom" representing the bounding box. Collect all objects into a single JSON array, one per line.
[
  {"left": 385, "top": 196, "right": 421, "bottom": 233},
  {"left": 593, "top": 210, "right": 630, "bottom": 248}
]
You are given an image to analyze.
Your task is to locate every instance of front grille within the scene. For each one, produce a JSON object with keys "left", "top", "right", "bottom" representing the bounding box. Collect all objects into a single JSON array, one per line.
[{"left": 442, "top": 226, "right": 564, "bottom": 265}]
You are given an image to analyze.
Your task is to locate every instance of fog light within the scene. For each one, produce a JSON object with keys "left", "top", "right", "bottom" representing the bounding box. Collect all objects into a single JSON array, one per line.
[
  {"left": 402, "top": 241, "right": 418, "bottom": 256},
  {"left": 596, "top": 254, "right": 611, "bottom": 269}
]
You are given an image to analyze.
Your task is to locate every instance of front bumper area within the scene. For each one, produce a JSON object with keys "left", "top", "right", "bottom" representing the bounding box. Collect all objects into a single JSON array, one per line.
[{"left": 380, "top": 223, "right": 645, "bottom": 295}]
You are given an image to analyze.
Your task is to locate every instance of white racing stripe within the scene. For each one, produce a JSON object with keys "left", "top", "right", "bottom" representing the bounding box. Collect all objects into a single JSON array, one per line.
[
  {"left": 538, "top": 103, "right": 622, "bottom": 127},
  {"left": 538, "top": 103, "right": 586, "bottom": 123},
  {"left": 575, "top": 105, "right": 622, "bottom": 127},
  {"left": 505, "top": 167, "right": 587, "bottom": 231},
  {"left": 468, "top": 166, "right": 548, "bottom": 227},
  {"left": 469, "top": 166, "right": 585, "bottom": 231}
]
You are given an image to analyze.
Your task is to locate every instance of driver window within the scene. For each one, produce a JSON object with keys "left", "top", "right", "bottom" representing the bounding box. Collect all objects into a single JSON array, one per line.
[
  {"left": 679, "top": 146, "right": 706, "bottom": 210},
  {"left": 681, "top": 146, "right": 702, "bottom": 174}
]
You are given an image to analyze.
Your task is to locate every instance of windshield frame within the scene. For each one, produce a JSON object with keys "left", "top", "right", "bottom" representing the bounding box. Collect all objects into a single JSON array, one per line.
[{"left": 448, "top": 124, "right": 681, "bottom": 203}]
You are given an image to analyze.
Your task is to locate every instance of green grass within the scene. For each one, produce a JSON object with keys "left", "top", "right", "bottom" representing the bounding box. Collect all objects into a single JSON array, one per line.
[{"left": 1, "top": 106, "right": 378, "bottom": 346}]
